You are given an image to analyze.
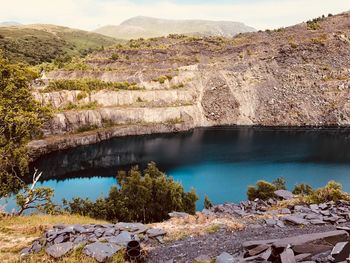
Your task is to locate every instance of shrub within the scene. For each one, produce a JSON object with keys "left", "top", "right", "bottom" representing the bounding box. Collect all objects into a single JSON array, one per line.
[
  {"left": 306, "top": 181, "right": 349, "bottom": 204},
  {"left": 292, "top": 183, "right": 313, "bottom": 195},
  {"left": 155, "top": 75, "right": 173, "bottom": 84},
  {"left": 272, "top": 177, "right": 286, "bottom": 190},
  {"left": 64, "top": 162, "right": 198, "bottom": 223},
  {"left": 110, "top": 53, "right": 119, "bottom": 61},
  {"left": 204, "top": 195, "right": 213, "bottom": 209},
  {"left": 247, "top": 180, "right": 276, "bottom": 201},
  {"left": 44, "top": 79, "right": 141, "bottom": 92}
]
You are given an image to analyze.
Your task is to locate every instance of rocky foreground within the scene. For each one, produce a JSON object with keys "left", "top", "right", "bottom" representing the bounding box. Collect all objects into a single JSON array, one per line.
[{"left": 21, "top": 191, "right": 350, "bottom": 262}]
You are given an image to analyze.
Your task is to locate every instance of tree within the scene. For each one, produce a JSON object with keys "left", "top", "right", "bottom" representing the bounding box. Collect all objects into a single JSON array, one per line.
[
  {"left": 0, "top": 53, "right": 52, "bottom": 198},
  {"left": 64, "top": 162, "right": 199, "bottom": 223},
  {"left": 204, "top": 195, "right": 213, "bottom": 209},
  {"left": 16, "top": 169, "right": 55, "bottom": 215}
]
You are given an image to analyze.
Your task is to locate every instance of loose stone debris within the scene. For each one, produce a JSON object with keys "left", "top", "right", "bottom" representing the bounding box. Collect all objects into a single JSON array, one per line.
[
  {"left": 20, "top": 222, "right": 166, "bottom": 262},
  {"left": 215, "top": 229, "right": 350, "bottom": 262}
]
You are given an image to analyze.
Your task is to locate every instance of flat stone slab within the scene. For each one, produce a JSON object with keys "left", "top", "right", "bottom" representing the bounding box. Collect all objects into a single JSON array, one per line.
[
  {"left": 282, "top": 215, "right": 309, "bottom": 225},
  {"left": 147, "top": 228, "right": 166, "bottom": 237},
  {"left": 84, "top": 242, "right": 121, "bottom": 263},
  {"left": 46, "top": 242, "right": 73, "bottom": 259},
  {"left": 274, "top": 190, "right": 294, "bottom": 200},
  {"left": 216, "top": 252, "right": 235, "bottom": 263},
  {"left": 108, "top": 231, "right": 132, "bottom": 246}
]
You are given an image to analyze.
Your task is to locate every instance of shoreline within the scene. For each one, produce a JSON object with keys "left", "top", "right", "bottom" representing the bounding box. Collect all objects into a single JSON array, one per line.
[{"left": 28, "top": 123, "right": 350, "bottom": 160}]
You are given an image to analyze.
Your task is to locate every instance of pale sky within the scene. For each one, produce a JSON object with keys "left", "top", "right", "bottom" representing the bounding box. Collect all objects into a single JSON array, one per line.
[{"left": 0, "top": 0, "right": 349, "bottom": 30}]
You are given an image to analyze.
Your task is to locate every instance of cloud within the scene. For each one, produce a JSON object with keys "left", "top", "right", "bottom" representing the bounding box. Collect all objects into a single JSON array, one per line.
[{"left": 0, "top": 0, "right": 349, "bottom": 30}]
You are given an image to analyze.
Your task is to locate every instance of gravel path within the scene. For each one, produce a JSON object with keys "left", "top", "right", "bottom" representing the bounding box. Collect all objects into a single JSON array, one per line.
[{"left": 147, "top": 223, "right": 347, "bottom": 262}]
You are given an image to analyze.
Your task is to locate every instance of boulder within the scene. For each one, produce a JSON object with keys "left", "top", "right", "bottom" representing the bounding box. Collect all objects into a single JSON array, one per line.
[
  {"left": 274, "top": 190, "right": 294, "bottom": 200},
  {"left": 46, "top": 242, "right": 74, "bottom": 259},
  {"left": 84, "top": 242, "right": 121, "bottom": 263},
  {"left": 216, "top": 252, "right": 235, "bottom": 263}
]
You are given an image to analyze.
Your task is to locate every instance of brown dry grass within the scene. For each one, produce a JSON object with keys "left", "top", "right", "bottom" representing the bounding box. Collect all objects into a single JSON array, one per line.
[
  {"left": 0, "top": 214, "right": 109, "bottom": 263},
  {"left": 150, "top": 212, "right": 244, "bottom": 242}
]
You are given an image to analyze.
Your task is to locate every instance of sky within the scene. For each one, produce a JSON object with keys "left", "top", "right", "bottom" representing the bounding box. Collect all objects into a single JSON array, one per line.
[{"left": 0, "top": 0, "right": 349, "bottom": 31}]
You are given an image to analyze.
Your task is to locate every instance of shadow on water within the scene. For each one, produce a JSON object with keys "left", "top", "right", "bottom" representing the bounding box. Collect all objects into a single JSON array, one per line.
[{"left": 22, "top": 126, "right": 350, "bottom": 210}]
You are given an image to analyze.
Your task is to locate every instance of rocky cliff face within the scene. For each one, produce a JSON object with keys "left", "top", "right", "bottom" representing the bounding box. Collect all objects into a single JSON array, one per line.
[{"left": 29, "top": 12, "right": 350, "bottom": 157}]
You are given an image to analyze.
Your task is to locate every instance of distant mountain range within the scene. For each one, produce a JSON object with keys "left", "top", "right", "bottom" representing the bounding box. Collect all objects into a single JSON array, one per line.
[
  {"left": 0, "top": 21, "right": 22, "bottom": 27},
  {"left": 94, "top": 16, "right": 256, "bottom": 39}
]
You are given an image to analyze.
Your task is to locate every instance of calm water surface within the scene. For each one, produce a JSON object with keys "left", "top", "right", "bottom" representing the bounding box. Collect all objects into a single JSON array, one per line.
[{"left": 5, "top": 126, "right": 350, "bottom": 210}]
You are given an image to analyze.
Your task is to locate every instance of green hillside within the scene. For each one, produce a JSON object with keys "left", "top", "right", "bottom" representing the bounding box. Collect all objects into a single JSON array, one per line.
[{"left": 0, "top": 24, "right": 121, "bottom": 65}]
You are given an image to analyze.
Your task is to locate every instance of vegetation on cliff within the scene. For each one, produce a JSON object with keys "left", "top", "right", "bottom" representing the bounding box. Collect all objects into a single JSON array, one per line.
[{"left": 44, "top": 78, "right": 142, "bottom": 92}]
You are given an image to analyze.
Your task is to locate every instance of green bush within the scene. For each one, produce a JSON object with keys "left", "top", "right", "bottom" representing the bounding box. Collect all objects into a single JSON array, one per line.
[
  {"left": 292, "top": 183, "right": 313, "bottom": 195},
  {"left": 247, "top": 180, "right": 276, "bottom": 201},
  {"left": 204, "top": 195, "right": 213, "bottom": 209},
  {"left": 63, "top": 162, "right": 198, "bottom": 223},
  {"left": 306, "top": 181, "right": 349, "bottom": 204},
  {"left": 272, "top": 177, "right": 286, "bottom": 190}
]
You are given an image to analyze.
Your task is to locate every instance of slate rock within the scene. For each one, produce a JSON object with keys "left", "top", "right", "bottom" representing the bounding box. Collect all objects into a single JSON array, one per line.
[
  {"left": 114, "top": 222, "right": 148, "bottom": 233},
  {"left": 310, "top": 204, "right": 319, "bottom": 211},
  {"left": 147, "top": 228, "right": 166, "bottom": 238},
  {"left": 309, "top": 219, "right": 326, "bottom": 225},
  {"left": 265, "top": 219, "right": 277, "bottom": 227},
  {"left": 216, "top": 252, "right": 235, "bottom": 263},
  {"left": 282, "top": 215, "right": 309, "bottom": 225},
  {"left": 331, "top": 241, "right": 350, "bottom": 262},
  {"left": 280, "top": 208, "right": 291, "bottom": 214},
  {"left": 280, "top": 248, "right": 296, "bottom": 263},
  {"left": 46, "top": 242, "right": 74, "bottom": 259},
  {"left": 84, "top": 241, "right": 121, "bottom": 263},
  {"left": 20, "top": 247, "right": 31, "bottom": 257},
  {"left": 319, "top": 203, "right": 328, "bottom": 210},
  {"left": 108, "top": 231, "right": 132, "bottom": 246},
  {"left": 73, "top": 225, "right": 87, "bottom": 233},
  {"left": 275, "top": 190, "right": 294, "bottom": 200},
  {"left": 168, "top": 211, "right": 190, "bottom": 218},
  {"left": 31, "top": 240, "right": 42, "bottom": 253},
  {"left": 247, "top": 244, "right": 269, "bottom": 256},
  {"left": 54, "top": 234, "right": 67, "bottom": 244},
  {"left": 295, "top": 253, "right": 312, "bottom": 261},
  {"left": 276, "top": 220, "right": 286, "bottom": 228}
]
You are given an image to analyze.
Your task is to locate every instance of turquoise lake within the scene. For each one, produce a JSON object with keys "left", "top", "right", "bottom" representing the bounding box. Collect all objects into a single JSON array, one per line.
[{"left": 4, "top": 126, "right": 350, "bottom": 211}]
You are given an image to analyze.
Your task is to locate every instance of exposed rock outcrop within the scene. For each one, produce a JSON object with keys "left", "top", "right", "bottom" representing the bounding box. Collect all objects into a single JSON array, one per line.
[{"left": 29, "top": 12, "right": 350, "bottom": 157}]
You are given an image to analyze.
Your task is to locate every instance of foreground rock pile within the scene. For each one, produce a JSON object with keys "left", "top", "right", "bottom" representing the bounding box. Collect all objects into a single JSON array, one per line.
[
  {"left": 21, "top": 222, "right": 166, "bottom": 262},
  {"left": 216, "top": 228, "right": 350, "bottom": 263},
  {"left": 207, "top": 191, "right": 350, "bottom": 227}
]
